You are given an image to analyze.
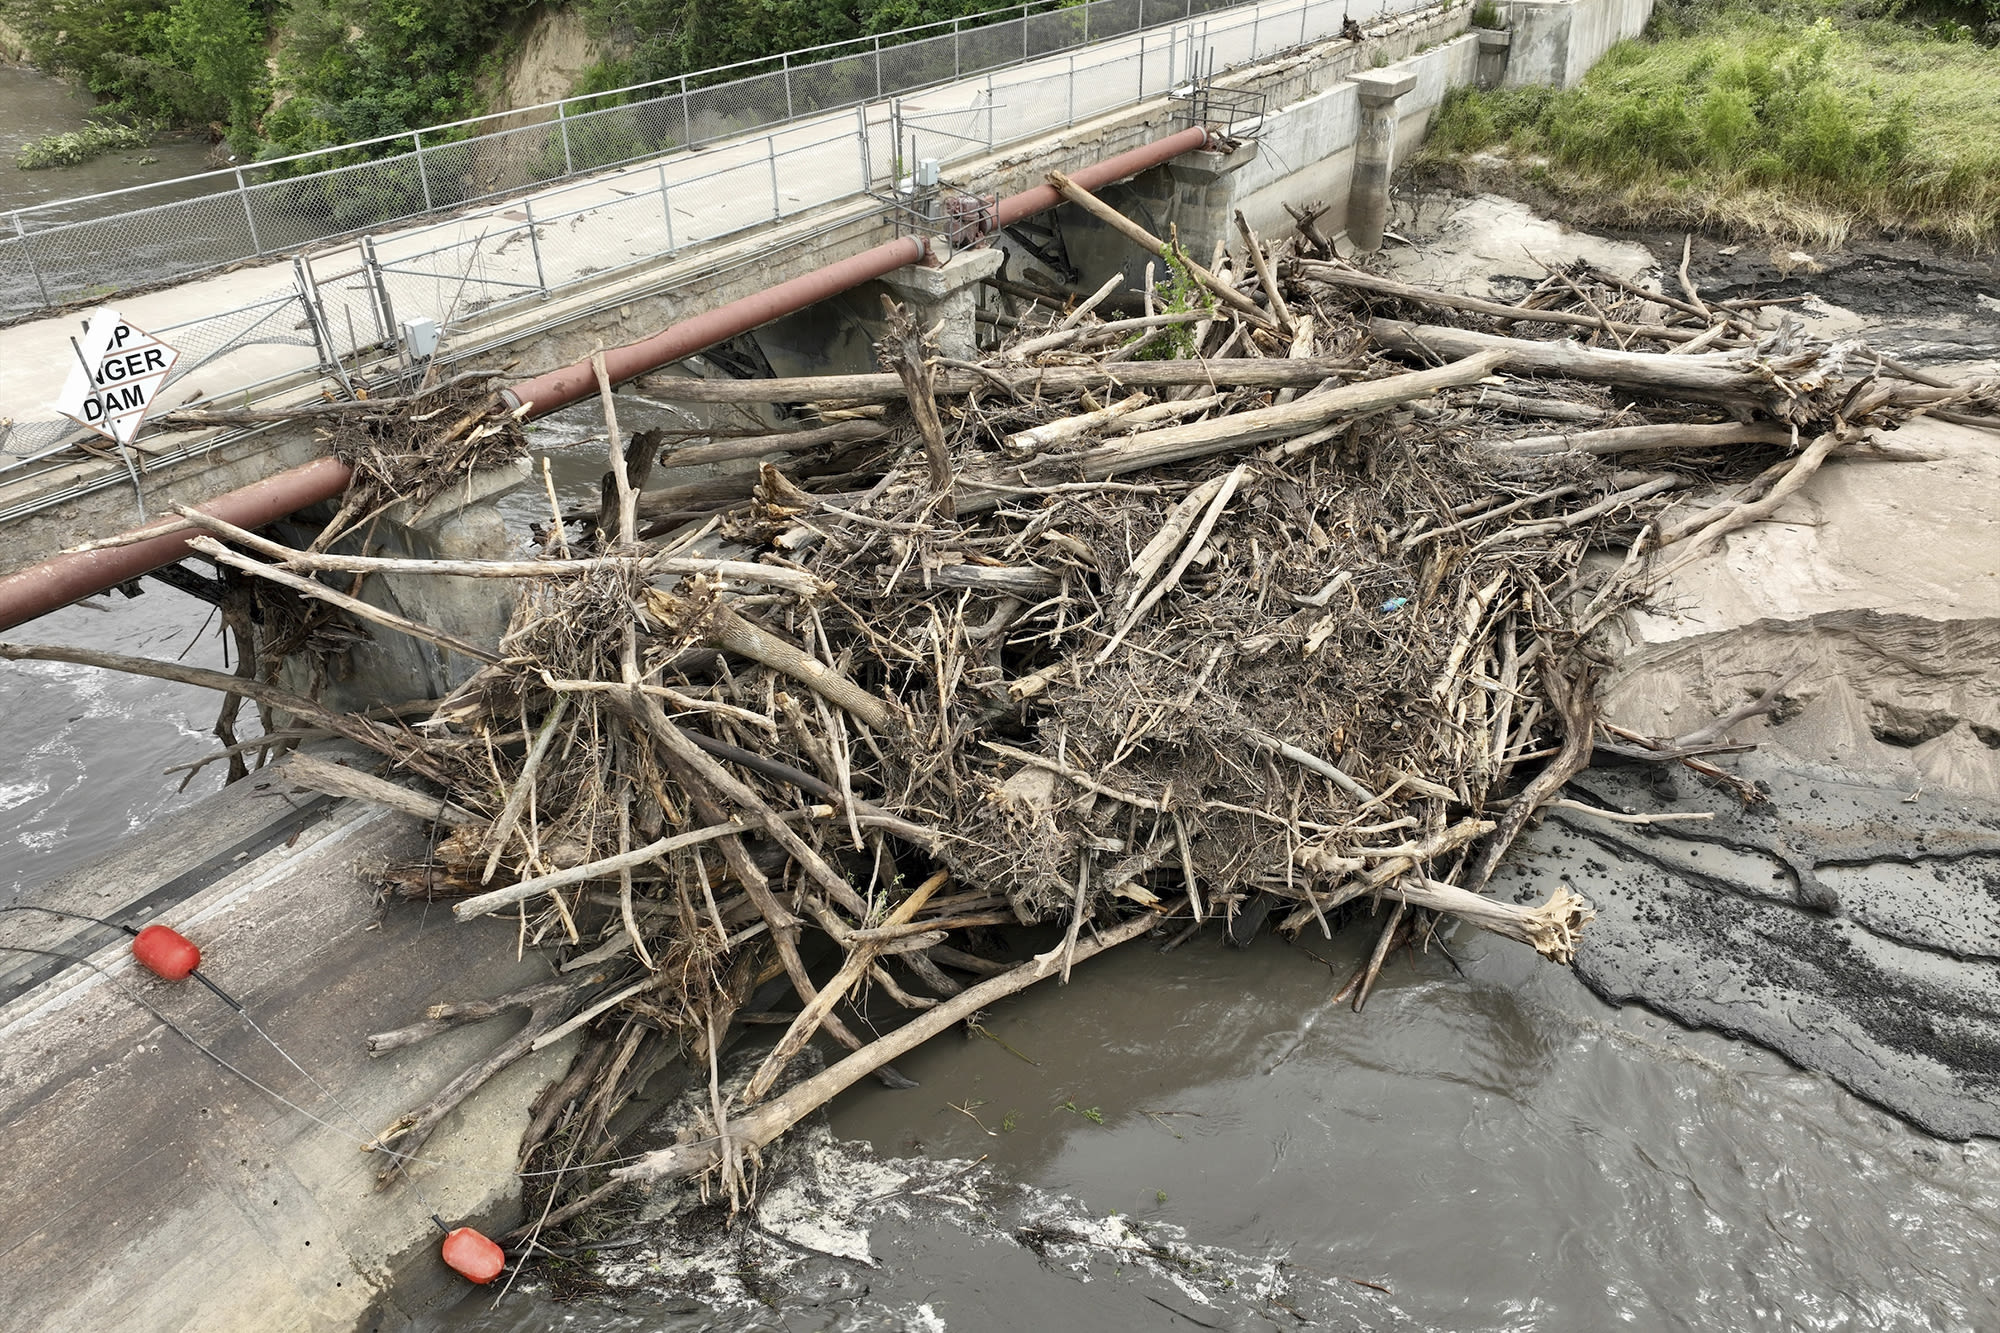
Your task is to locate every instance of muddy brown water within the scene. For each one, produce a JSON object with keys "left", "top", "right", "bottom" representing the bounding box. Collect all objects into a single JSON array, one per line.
[
  {"left": 0, "top": 66, "right": 213, "bottom": 215},
  {"left": 434, "top": 921, "right": 2000, "bottom": 1331},
  {"left": 0, "top": 64, "right": 237, "bottom": 315},
  {"left": 0, "top": 297, "right": 1995, "bottom": 1328}
]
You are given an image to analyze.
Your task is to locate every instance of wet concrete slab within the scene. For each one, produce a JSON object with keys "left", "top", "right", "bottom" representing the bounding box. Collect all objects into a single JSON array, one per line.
[
  {"left": 1513, "top": 754, "right": 2000, "bottom": 1141},
  {"left": 0, "top": 767, "right": 575, "bottom": 1332}
]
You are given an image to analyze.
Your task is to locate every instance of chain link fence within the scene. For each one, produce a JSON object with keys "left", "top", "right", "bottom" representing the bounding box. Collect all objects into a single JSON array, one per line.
[{"left": 1, "top": 0, "right": 1431, "bottom": 323}]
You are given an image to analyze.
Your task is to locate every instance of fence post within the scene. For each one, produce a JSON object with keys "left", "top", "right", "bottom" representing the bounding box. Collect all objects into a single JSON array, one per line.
[
  {"left": 11, "top": 212, "right": 51, "bottom": 311},
  {"left": 1300, "top": 0, "right": 1309, "bottom": 45},
  {"left": 954, "top": 18, "right": 962, "bottom": 78},
  {"left": 293, "top": 257, "right": 331, "bottom": 373},
  {"left": 524, "top": 200, "right": 549, "bottom": 296},
  {"left": 292, "top": 255, "right": 360, "bottom": 398},
  {"left": 413, "top": 130, "right": 434, "bottom": 212},
  {"left": 1252, "top": 8, "right": 1261, "bottom": 55},
  {"left": 768, "top": 137, "right": 781, "bottom": 220},
  {"left": 361, "top": 235, "right": 397, "bottom": 345},
  {"left": 1083, "top": 0, "right": 1090, "bottom": 42},
  {"left": 558, "top": 104, "right": 574, "bottom": 175},
  {"left": 858, "top": 105, "right": 875, "bottom": 188},
  {"left": 783, "top": 53, "right": 795, "bottom": 119},
  {"left": 234, "top": 168, "right": 263, "bottom": 256},
  {"left": 986, "top": 74, "right": 996, "bottom": 147},
  {"left": 1138, "top": 28, "right": 1146, "bottom": 100},
  {"left": 1067, "top": 55, "right": 1075, "bottom": 123},
  {"left": 681, "top": 75, "right": 695, "bottom": 147},
  {"left": 658, "top": 164, "right": 677, "bottom": 254},
  {"left": 874, "top": 36, "right": 884, "bottom": 99},
  {"left": 1023, "top": 4, "right": 1030, "bottom": 60}
]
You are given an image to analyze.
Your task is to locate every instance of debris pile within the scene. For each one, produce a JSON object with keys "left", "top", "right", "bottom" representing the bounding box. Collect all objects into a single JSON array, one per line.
[{"left": 9, "top": 177, "right": 1995, "bottom": 1246}]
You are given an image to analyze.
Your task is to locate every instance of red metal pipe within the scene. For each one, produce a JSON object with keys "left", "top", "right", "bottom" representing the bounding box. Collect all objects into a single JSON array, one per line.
[
  {"left": 504, "top": 126, "right": 1217, "bottom": 419},
  {"left": 0, "top": 129, "right": 1219, "bottom": 629},
  {"left": 504, "top": 235, "right": 930, "bottom": 418},
  {"left": 0, "top": 457, "right": 353, "bottom": 633},
  {"left": 991, "top": 125, "right": 1214, "bottom": 230}
]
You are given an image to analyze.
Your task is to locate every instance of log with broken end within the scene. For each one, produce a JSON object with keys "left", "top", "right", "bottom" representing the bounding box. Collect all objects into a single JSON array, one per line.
[
  {"left": 634, "top": 358, "right": 1357, "bottom": 404},
  {"left": 954, "top": 351, "right": 1507, "bottom": 514},
  {"left": 610, "top": 903, "right": 1172, "bottom": 1186}
]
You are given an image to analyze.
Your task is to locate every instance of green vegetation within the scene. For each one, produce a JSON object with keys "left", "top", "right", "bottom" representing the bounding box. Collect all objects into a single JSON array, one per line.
[
  {"left": 1135, "top": 243, "right": 1215, "bottom": 360},
  {"left": 1058, "top": 1099, "right": 1104, "bottom": 1124},
  {"left": 3, "top": 0, "right": 1042, "bottom": 167},
  {"left": 1419, "top": 0, "right": 2000, "bottom": 249},
  {"left": 262, "top": 0, "right": 536, "bottom": 157},
  {"left": 16, "top": 119, "right": 148, "bottom": 168},
  {"left": 1471, "top": 0, "right": 1504, "bottom": 29}
]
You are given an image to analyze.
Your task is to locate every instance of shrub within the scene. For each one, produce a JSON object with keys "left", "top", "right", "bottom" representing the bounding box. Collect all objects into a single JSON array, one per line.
[{"left": 16, "top": 120, "right": 148, "bottom": 169}]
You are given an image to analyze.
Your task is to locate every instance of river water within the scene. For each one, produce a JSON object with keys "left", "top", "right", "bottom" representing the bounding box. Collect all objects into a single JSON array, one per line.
[
  {"left": 0, "top": 65, "right": 215, "bottom": 217},
  {"left": 437, "top": 917, "right": 2000, "bottom": 1331}
]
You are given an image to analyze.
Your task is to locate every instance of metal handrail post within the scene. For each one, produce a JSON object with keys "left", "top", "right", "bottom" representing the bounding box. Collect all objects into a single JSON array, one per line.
[
  {"left": 1300, "top": 0, "right": 1309, "bottom": 44},
  {"left": 783, "top": 53, "right": 795, "bottom": 118},
  {"left": 681, "top": 75, "right": 694, "bottom": 147},
  {"left": 954, "top": 18, "right": 963, "bottom": 78},
  {"left": 874, "top": 37, "right": 884, "bottom": 99},
  {"left": 361, "top": 235, "right": 397, "bottom": 344},
  {"left": 658, "top": 164, "right": 677, "bottom": 254},
  {"left": 1083, "top": 0, "right": 1090, "bottom": 41},
  {"left": 768, "top": 137, "right": 782, "bottom": 219},
  {"left": 292, "top": 257, "right": 330, "bottom": 373},
  {"left": 1252, "top": 7, "right": 1261, "bottom": 54},
  {"left": 234, "top": 168, "right": 263, "bottom": 256},
  {"left": 1138, "top": 25, "right": 1146, "bottom": 99},
  {"left": 11, "top": 212, "right": 51, "bottom": 310},
  {"left": 558, "top": 104, "right": 574, "bottom": 175},
  {"left": 986, "top": 74, "right": 996, "bottom": 147},
  {"left": 414, "top": 130, "right": 434, "bottom": 212},
  {"left": 857, "top": 106, "right": 874, "bottom": 188},
  {"left": 1023, "top": 5, "right": 1030, "bottom": 59},
  {"left": 524, "top": 201, "right": 549, "bottom": 296},
  {"left": 1067, "top": 55, "right": 1075, "bottom": 123}
]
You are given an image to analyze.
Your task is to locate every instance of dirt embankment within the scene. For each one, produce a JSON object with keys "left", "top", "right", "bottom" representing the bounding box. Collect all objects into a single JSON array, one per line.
[{"left": 480, "top": 3, "right": 605, "bottom": 120}]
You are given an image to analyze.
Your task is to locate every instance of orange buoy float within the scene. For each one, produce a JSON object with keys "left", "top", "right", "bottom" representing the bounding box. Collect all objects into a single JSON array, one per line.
[
  {"left": 131, "top": 924, "right": 202, "bottom": 981},
  {"left": 441, "top": 1227, "right": 506, "bottom": 1284}
]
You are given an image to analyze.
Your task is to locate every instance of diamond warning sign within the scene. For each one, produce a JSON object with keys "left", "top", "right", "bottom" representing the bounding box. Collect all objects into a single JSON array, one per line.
[{"left": 53, "top": 308, "right": 181, "bottom": 445}]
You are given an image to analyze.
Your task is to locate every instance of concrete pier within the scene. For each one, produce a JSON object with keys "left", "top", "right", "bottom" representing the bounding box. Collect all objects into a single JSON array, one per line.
[
  {"left": 1347, "top": 70, "right": 1419, "bottom": 255},
  {"left": 881, "top": 248, "right": 1007, "bottom": 362}
]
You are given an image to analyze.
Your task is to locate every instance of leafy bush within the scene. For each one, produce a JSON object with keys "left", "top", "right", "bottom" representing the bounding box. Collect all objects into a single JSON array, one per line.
[
  {"left": 16, "top": 119, "right": 148, "bottom": 168},
  {"left": 1429, "top": 17, "right": 1915, "bottom": 194}
]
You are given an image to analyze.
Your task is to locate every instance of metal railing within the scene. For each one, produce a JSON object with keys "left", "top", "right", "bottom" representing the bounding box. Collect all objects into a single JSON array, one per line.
[
  {"left": 0, "top": 0, "right": 1386, "bottom": 322},
  {"left": 1, "top": 0, "right": 1442, "bottom": 513}
]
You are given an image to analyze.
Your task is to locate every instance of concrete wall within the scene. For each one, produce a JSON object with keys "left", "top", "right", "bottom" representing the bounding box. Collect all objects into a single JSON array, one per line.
[
  {"left": 1505, "top": 0, "right": 1655, "bottom": 89},
  {"left": 979, "top": 0, "right": 1648, "bottom": 302},
  {"left": 1229, "top": 33, "right": 1483, "bottom": 243}
]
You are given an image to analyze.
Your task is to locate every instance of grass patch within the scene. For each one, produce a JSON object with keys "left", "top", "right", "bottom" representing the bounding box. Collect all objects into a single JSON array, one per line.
[
  {"left": 16, "top": 121, "right": 149, "bottom": 170},
  {"left": 1417, "top": 2, "right": 2000, "bottom": 250}
]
